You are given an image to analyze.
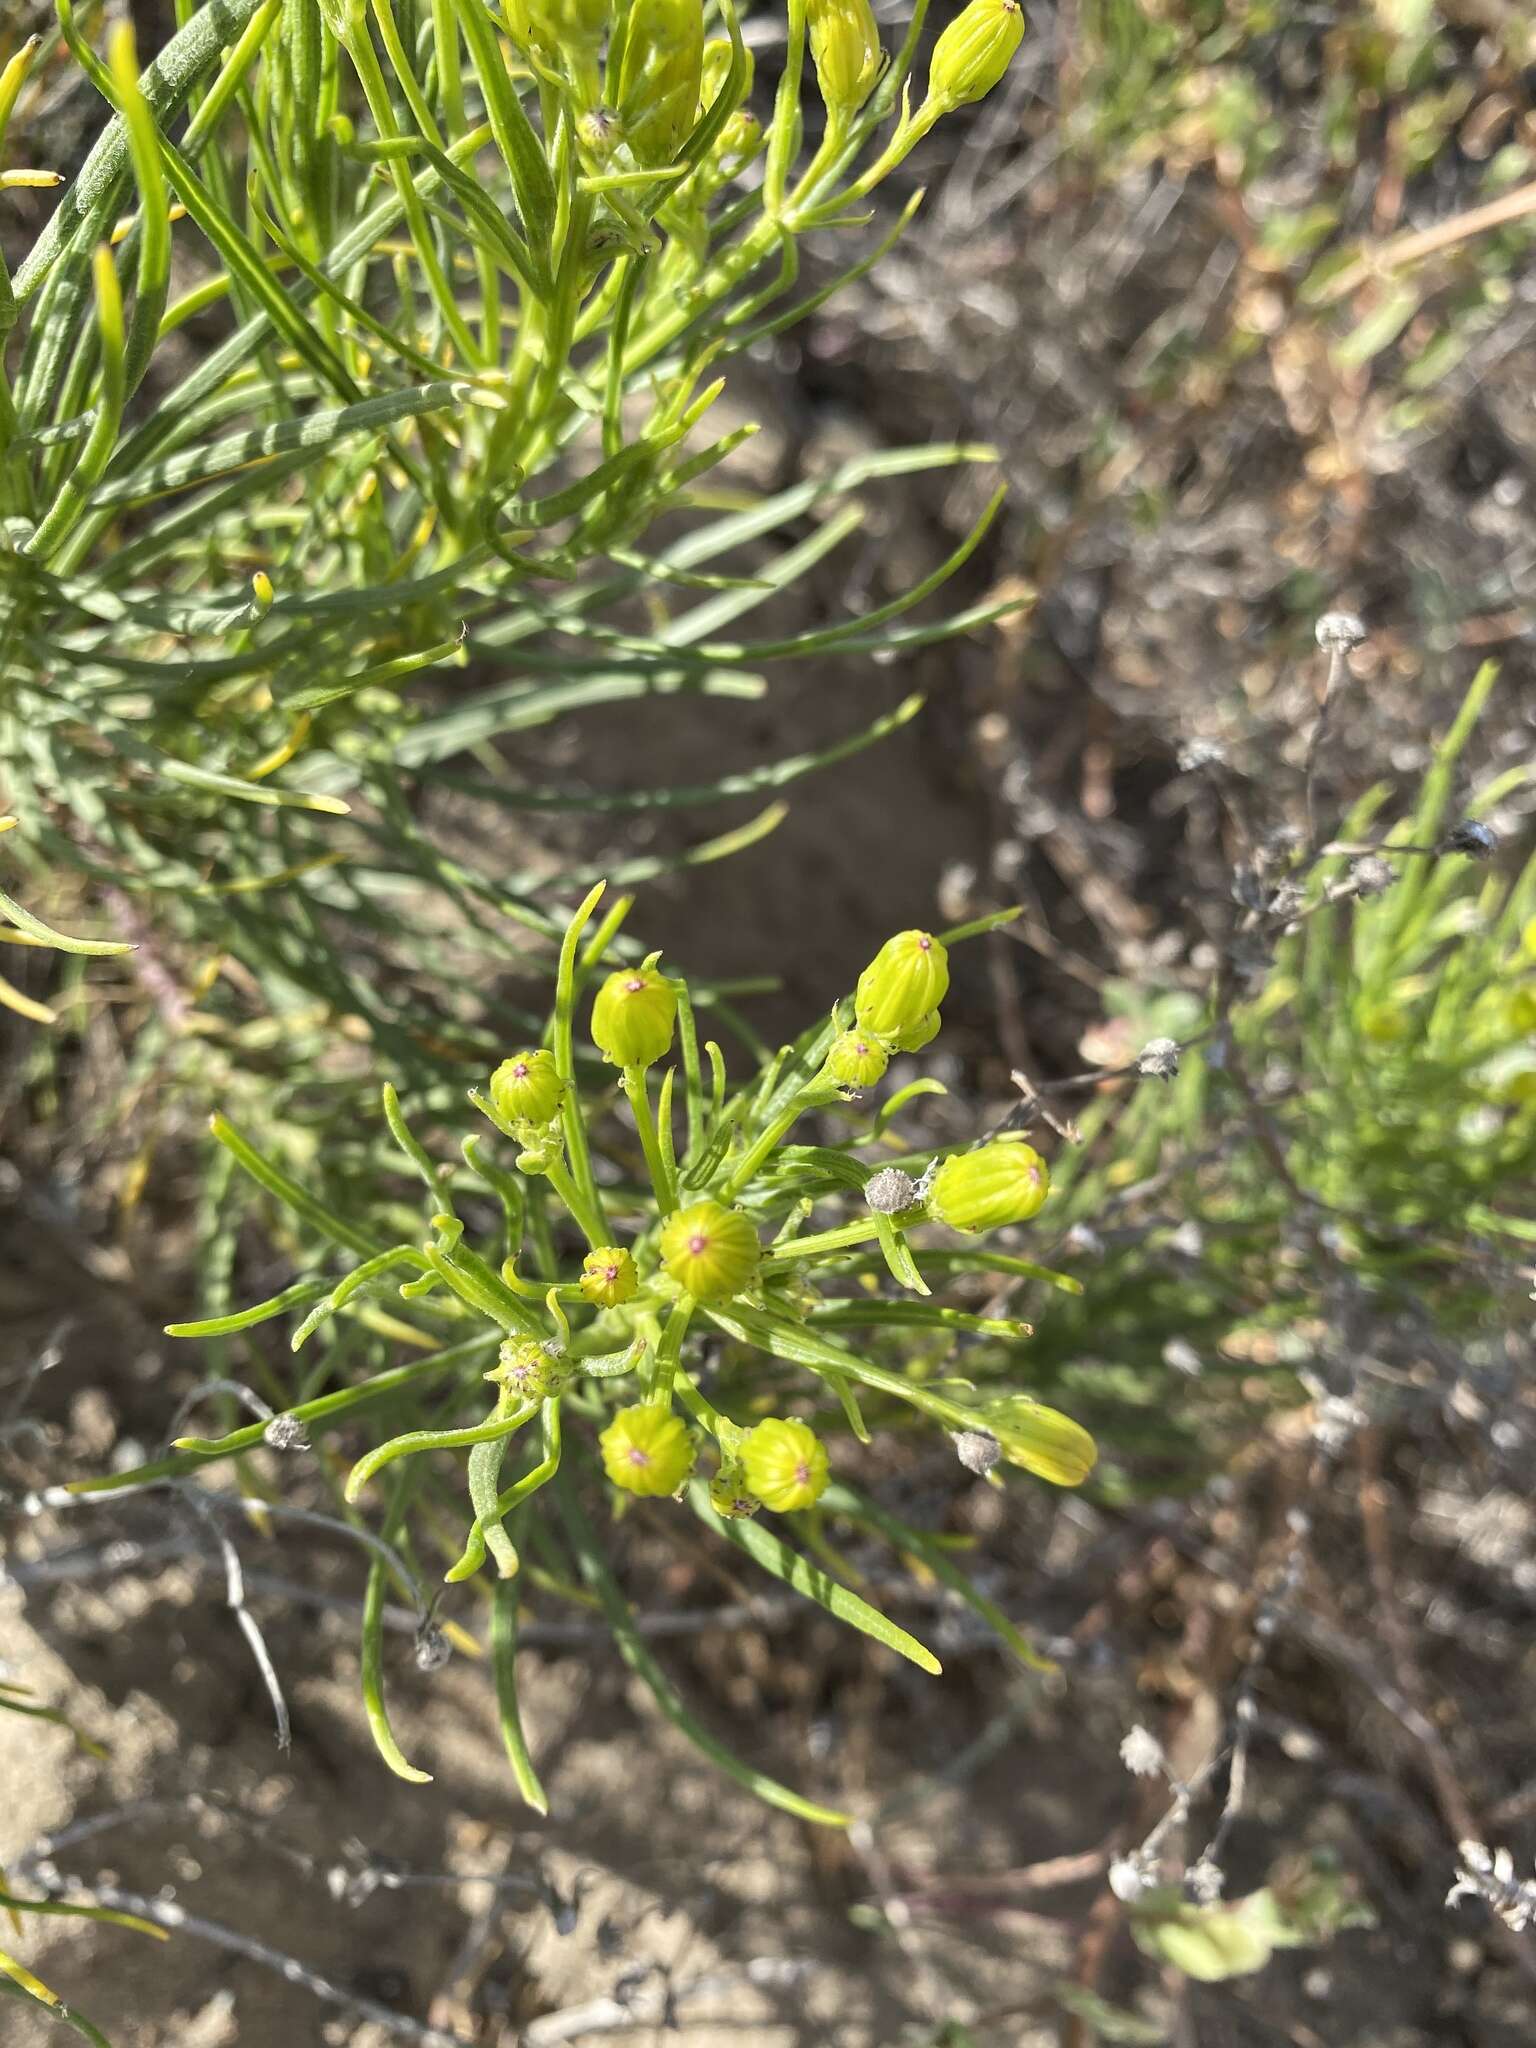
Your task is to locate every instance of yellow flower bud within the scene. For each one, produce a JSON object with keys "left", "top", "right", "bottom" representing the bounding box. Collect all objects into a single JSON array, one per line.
[
  {"left": 712, "top": 108, "right": 764, "bottom": 168},
  {"left": 1504, "top": 985, "right": 1536, "bottom": 1035},
  {"left": 616, "top": 0, "right": 705, "bottom": 165},
  {"left": 740, "top": 1417, "right": 829, "bottom": 1512},
  {"left": 854, "top": 929, "right": 949, "bottom": 1041},
  {"left": 824, "top": 1028, "right": 890, "bottom": 1090},
  {"left": 592, "top": 962, "right": 677, "bottom": 1068},
  {"left": 489, "top": 1047, "right": 564, "bottom": 1126},
  {"left": 659, "top": 1199, "right": 760, "bottom": 1301},
  {"left": 924, "top": 0, "right": 1025, "bottom": 114},
  {"left": 708, "top": 1457, "right": 761, "bottom": 1519},
  {"left": 808, "top": 0, "right": 883, "bottom": 121},
  {"left": 489, "top": 1338, "right": 569, "bottom": 1402},
  {"left": 981, "top": 1393, "right": 1096, "bottom": 1487},
  {"left": 928, "top": 1139, "right": 1049, "bottom": 1233},
  {"left": 506, "top": 0, "right": 611, "bottom": 58},
  {"left": 600, "top": 1404, "right": 695, "bottom": 1495},
  {"left": 580, "top": 1245, "right": 639, "bottom": 1308},
  {"left": 890, "top": 1009, "right": 940, "bottom": 1055},
  {"left": 700, "top": 34, "right": 751, "bottom": 106}
]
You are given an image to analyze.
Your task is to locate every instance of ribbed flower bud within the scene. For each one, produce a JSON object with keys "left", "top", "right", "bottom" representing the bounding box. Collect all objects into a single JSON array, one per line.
[
  {"left": 600, "top": 1404, "right": 695, "bottom": 1495},
  {"left": 616, "top": 0, "right": 705, "bottom": 165},
  {"left": 489, "top": 1048, "right": 564, "bottom": 1126},
  {"left": 700, "top": 34, "right": 751, "bottom": 105},
  {"left": 708, "top": 1458, "right": 761, "bottom": 1519},
  {"left": 824, "top": 1028, "right": 889, "bottom": 1090},
  {"left": 489, "top": 1338, "right": 569, "bottom": 1402},
  {"left": 890, "top": 1010, "right": 940, "bottom": 1054},
  {"left": 808, "top": 0, "right": 882, "bottom": 121},
  {"left": 712, "top": 108, "right": 764, "bottom": 167},
  {"left": 927, "top": 1139, "right": 1049, "bottom": 1233},
  {"left": 741, "top": 1417, "right": 829, "bottom": 1512},
  {"left": 924, "top": 0, "right": 1025, "bottom": 114},
  {"left": 592, "top": 960, "right": 677, "bottom": 1068},
  {"left": 580, "top": 1245, "right": 639, "bottom": 1309},
  {"left": 981, "top": 1393, "right": 1096, "bottom": 1487},
  {"left": 854, "top": 930, "right": 949, "bottom": 1040},
  {"left": 506, "top": 0, "right": 611, "bottom": 57},
  {"left": 659, "top": 1199, "right": 760, "bottom": 1301}
]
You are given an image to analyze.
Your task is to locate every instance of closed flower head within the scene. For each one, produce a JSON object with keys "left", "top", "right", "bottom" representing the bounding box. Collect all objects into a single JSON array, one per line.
[
  {"left": 700, "top": 34, "right": 751, "bottom": 106},
  {"left": 928, "top": 1138, "right": 1049, "bottom": 1233},
  {"left": 660, "top": 1199, "right": 760, "bottom": 1301},
  {"left": 490, "top": 1047, "right": 564, "bottom": 1126},
  {"left": 600, "top": 1404, "right": 695, "bottom": 1495},
  {"left": 592, "top": 960, "right": 677, "bottom": 1068},
  {"left": 924, "top": 0, "right": 1025, "bottom": 114},
  {"left": 508, "top": 0, "right": 611, "bottom": 55},
  {"left": 741, "top": 1417, "right": 829, "bottom": 1512},
  {"left": 890, "top": 1009, "right": 940, "bottom": 1054},
  {"left": 982, "top": 1392, "right": 1096, "bottom": 1487},
  {"left": 854, "top": 929, "right": 949, "bottom": 1041},
  {"left": 808, "top": 0, "right": 883, "bottom": 122},
  {"left": 580, "top": 1245, "right": 639, "bottom": 1308},
  {"left": 616, "top": 0, "right": 705, "bottom": 164},
  {"left": 490, "top": 1338, "right": 568, "bottom": 1402},
  {"left": 824, "top": 1028, "right": 890, "bottom": 1090}
]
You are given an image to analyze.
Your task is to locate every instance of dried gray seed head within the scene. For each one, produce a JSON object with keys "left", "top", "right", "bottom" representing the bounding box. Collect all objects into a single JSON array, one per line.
[
  {"left": 1178, "top": 738, "right": 1226, "bottom": 772},
  {"left": 1135, "top": 1037, "right": 1181, "bottom": 1082},
  {"left": 414, "top": 1622, "right": 452, "bottom": 1673},
  {"left": 1348, "top": 854, "right": 1396, "bottom": 898},
  {"left": 865, "top": 1166, "right": 919, "bottom": 1215},
  {"left": 953, "top": 1429, "right": 1001, "bottom": 1476},
  {"left": 1186, "top": 1855, "right": 1226, "bottom": 1905},
  {"left": 1315, "top": 611, "right": 1366, "bottom": 650},
  {"left": 1119, "top": 1725, "right": 1166, "bottom": 1777}
]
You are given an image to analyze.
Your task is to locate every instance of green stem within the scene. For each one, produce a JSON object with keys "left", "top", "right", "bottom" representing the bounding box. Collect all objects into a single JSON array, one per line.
[
  {"left": 344, "top": 1396, "right": 537, "bottom": 1503},
  {"left": 718, "top": 1087, "right": 828, "bottom": 1199},
  {"left": 759, "top": 1217, "right": 883, "bottom": 1268},
  {"left": 553, "top": 881, "right": 609, "bottom": 1239},
  {"left": 544, "top": 1153, "right": 607, "bottom": 1251},
  {"left": 623, "top": 1064, "right": 678, "bottom": 1214},
  {"left": 647, "top": 1294, "right": 695, "bottom": 1407}
]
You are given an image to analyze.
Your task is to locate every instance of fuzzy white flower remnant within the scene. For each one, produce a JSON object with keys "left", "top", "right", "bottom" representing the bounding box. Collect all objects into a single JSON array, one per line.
[
  {"left": 1119, "top": 1725, "right": 1167, "bottom": 1778},
  {"left": 1446, "top": 1841, "right": 1536, "bottom": 1932}
]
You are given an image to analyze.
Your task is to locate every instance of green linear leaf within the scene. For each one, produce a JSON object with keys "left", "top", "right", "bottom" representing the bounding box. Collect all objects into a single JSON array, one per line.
[
  {"left": 0, "top": 887, "right": 133, "bottom": 956},
  {"left": 0, "top": 1969, "right": 113, "bottom": 2048},
  {"left": 685, "top": 1480, "right": 941, "bottom": 1674},
  {"left": 428, "top": 691, "right": 924, "bottom": 814},
  {"left": 491, "top": 1578, "right": 549, "bottom": 1815},
  {"left": 554, "top": 1469, "right": 849, "bottom": 1827},
  {"left": 91, "top": 381, "right": 473, "bottom": 506},
  {"left": 164, "top": 1278, "right": 330, "bottom": 1338},
  {"left": 823, "top": 1482, "right": 1055, "bottom": 1673},
  {"left": 0, "top": 1894, "right": 167, "bottom": 1941},
  {"left": 209, "top": 1113, "right": 377, "bottom": 1256}
]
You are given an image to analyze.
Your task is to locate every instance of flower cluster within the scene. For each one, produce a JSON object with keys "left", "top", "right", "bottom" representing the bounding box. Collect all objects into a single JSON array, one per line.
[{"left": 161, "top": 883, "right": 1095, "bottom": 1816}]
